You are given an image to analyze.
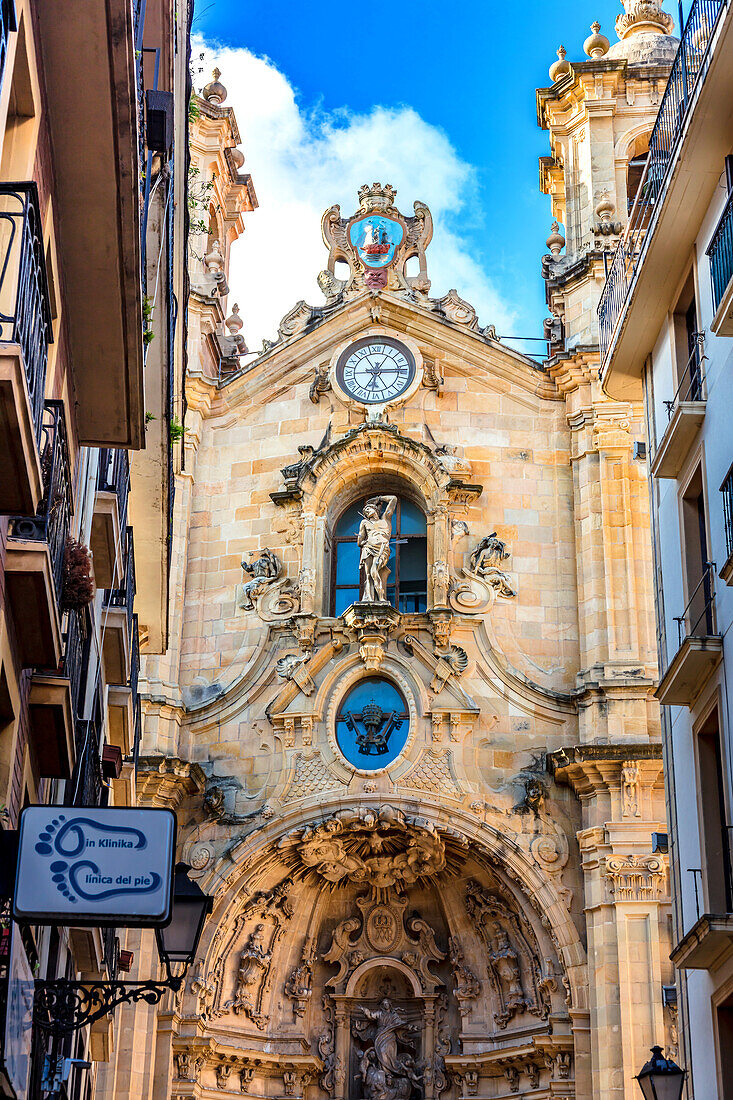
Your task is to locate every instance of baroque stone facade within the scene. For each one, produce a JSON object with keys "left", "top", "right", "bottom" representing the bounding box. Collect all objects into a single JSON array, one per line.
[{"left": 117, "top": 159, "right": 675, "bottom": 1100}]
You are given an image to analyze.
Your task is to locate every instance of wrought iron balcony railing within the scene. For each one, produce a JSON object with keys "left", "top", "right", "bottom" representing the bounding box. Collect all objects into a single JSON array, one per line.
[
  {"left": 706, "top": 186, "right": 733, "bottom": 312},
  {"left": 598, "top": 0, "right": 727, "bottom": 363},
  {"left": 674, "top": 561, "right": 717, "bottom": 646},
  {"left": 68, "top": 718, "right": 105, "bottom": 808},
  {"left": 0, "top": 1, "right": 16, "bottom": 91},
  {"left": 9, "top": 400, "right": 72, "bottom": 599},
  {"left": 0, "top": 182, "right": 53, "bottom": 442},
  {"left": 97, "top": 447, "right": 131, "bottom": 534},
  {"left": 722, "top": 466, "right": 733, "bottom": 561},
  {"left": 664, "top": 332, "right": 707, "bottom": 418},
  {"left": 103, "top": 525, "right": 136, "bottom": 634},
  {"left": 130, "top": 612, "right": 141, "bottom": 764},
  {"left": 62, "top": 608, "right": 90, "bottom": 722}
]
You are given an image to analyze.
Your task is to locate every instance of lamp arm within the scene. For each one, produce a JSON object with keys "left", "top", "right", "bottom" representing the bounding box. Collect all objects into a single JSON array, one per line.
[{"left": 34, "top": 975, "right": 183, "bottom": 1036}]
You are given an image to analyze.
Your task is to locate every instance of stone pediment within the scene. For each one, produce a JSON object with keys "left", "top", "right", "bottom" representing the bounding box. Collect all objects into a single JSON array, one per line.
[{"left": 269, "top": 421, "right": 483, "bottom": 507}]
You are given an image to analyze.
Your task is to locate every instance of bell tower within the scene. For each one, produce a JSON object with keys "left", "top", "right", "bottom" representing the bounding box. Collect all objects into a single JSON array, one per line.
[{"left": 537, "top": 0, "right": 678, "bottom": 349}]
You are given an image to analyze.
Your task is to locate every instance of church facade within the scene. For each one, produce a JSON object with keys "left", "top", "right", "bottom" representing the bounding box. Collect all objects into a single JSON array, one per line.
[{"left": 112, "top": 10, "right": 681, "bottom": 1097}]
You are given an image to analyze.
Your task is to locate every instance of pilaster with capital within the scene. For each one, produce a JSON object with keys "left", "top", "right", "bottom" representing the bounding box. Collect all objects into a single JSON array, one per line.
[{"left": 550, "top": 745, "right": 670, "bottom": 1100}]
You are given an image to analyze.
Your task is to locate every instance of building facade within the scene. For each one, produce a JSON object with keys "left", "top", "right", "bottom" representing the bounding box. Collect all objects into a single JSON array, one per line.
[
  {"left": 598, "top": 0, "right": 733, "bottom": 1095},
  {"left": 0, "top": 1, "right": 191, "bottom": 1096},
  {"left": 120, "top": 44, "right": 674, "bottom": 1094}
]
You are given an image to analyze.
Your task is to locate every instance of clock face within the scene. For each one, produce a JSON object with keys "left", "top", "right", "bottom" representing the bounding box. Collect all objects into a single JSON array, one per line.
[{"left": 335, "top": 337, "right": 416, "bottom": 405}]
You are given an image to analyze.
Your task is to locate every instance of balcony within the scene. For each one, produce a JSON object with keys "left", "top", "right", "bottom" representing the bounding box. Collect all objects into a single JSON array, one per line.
[
  {"left": 599, "top": 0, "right": 733, "bottom": 398},
  {"left": 102, "top": 527, "right": 135, "bottom": 684},
  {"left": 721, "top": 464, "right": 733, "bottom": 584},
  {"left": 707, "top": 186, "right": 733, "bottom": 334},
  {"left": 91, "top": 448, "right": 130, "bottom": 589},
  {"left": 108, "top": 613, "right": 141, "bottom": 776},
  {"left": 671, "top": 914, "right": 733, "bottom": 970},
  {"left": 27, "top": 609, "right": 88, "bottom": 781},
  {"left": 650, "top": 334, "right": 706, "bottom": 478},
  {"left": 0, "top": 183, "right": 53, "bottom": 515},
  {"left": 35, "top": 0, "right": 145, "bottom": 447},
  {"left": 5, "top": 400, "right": 71, "bottom": 668},
  {"left": 68, "top": 718, "right": 105, "bottom": 808},
  {"left": 656, "top": 562, "right": 723, "bottom": 705}
]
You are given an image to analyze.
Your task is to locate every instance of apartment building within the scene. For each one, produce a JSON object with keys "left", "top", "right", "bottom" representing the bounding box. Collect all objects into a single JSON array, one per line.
[
  {"left": 599, "top": 0, "right": 733, "bottom": 1094},
  {"left": 0, "top": 1, "right": 190, "bottom": 1096}
]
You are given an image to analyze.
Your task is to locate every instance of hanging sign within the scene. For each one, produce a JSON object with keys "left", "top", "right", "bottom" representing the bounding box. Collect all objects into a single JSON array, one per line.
[{"left": 13, "top": 806, "right": 176, "bottom": 926}]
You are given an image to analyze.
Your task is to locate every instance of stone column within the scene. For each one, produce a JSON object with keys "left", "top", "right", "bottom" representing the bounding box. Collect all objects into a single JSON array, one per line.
[{"left": 550, "top": 747, "right": 670, "bottom": 1100}]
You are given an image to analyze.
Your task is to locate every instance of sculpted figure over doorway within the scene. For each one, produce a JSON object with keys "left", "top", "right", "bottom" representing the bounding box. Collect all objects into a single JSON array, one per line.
[
  {"left": 357, "top": 998, "right": 421, "bottom": 1100},
  {"left": 358, "top": 495, "right": 397, "bottom": 602}
]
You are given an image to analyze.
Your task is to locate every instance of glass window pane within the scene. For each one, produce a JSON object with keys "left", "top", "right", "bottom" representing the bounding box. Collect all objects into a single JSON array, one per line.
[
  {"left": 335, "top": 541, "right": 360, "bottom": 584},
  {"left": 334, "top": 588, "right": 360, "bottom": 616},
  {"left": 335, "top": 500, "right": 363, "bottom": 538},
  {"left": 399, "top": 499, "right": 426, "bottom": 535},
  {"left": 399, "top": 538, "right": 427, "bottom": 582}
]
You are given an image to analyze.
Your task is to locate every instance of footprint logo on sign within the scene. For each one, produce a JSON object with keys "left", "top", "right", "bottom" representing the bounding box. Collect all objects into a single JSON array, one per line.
[{"left": 34, "top": 814, "right": 159, "bottom": 904}]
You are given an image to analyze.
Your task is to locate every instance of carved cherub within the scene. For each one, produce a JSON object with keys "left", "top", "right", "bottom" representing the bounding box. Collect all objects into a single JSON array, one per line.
[{"left": 240, "top": 548, "right": 281, "bottom": 610}]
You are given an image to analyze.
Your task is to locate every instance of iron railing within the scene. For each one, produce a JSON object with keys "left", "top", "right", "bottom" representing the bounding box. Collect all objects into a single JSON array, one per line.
[
  {"left": 674, "top": 561, "right": 717, "bottom": 646},
  {"left": 67, "top": 719, "right": 104, "bottom": 808},
  {"left": 130, "top": 613, "right": 141, "bottom": 765},
  {"left": 706, "top": 186, "right": 733, "bottom": 311},
  {"left": 103, "top": 526, "right": 135, "bottom": 635},
  {"left": 721, "top": 465, "right": 733, "bottom": 561},
  {"left": 9, "top": 400, "right": 72, "bottom": 599},
  {"left": 0, "top": 1, "right": 16, "bottom": 91},
  {"left": 598, "top": 0, "right": 727, "bottom": 362},
  {"left": 663, "top": 332, "right": 706, "bottom": 419},
  {"left": 0, "top": 182, "right": 53, "bottom": 442},
  {"left": 61, "top": 608, "right": 90, "bottom": 722},
  {"left": 97, "top": 447, "right": 131, "bottom": 536}
]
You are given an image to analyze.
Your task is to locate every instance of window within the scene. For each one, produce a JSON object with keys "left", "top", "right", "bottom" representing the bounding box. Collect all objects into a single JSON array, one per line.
[
  {"left": 627, "top": 152, "right": 648, "bottom": 212},
  {"left": 672, "top": 275, "right": 704, "bottom": 405},
  {"left": 331, "top": 495, "right": 427, "bottom": 615},
  {"left": 697, "top": 705, "right": 732, "bottom": 913},
  {"left": 717, "top": 991, "right": 733, "bottom": 1099},
  {"left": 335, "top": 677, "right": 409, "bottom": 770},
  {"left": 722, "top": 462, "right": 733, "bottom": 563},
  {"left": 680, "top": 467, "right": 714, "bottom": 637}
]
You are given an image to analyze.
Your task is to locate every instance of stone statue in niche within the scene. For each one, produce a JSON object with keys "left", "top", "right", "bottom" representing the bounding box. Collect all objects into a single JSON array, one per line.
[
  {"left": 356, "top": 999, "right": 422, "bottom": 1100},
  {"left": 358, "top": 495, "right": 397, "bottom": 603},
  {"left": 240, "top": 548, "right": 281, "bottom": 609},
  {"left": 488, "top": 924, "right": 525, "bottom": 1015},
  {"left": 228, "top": 924, "right": 271, "bottom": 1024}
]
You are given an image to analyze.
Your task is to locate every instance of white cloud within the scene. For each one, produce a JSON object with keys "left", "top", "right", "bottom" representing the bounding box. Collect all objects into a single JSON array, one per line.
[{"left": 192, "top": 38, "right": 517, "bottom": 351}]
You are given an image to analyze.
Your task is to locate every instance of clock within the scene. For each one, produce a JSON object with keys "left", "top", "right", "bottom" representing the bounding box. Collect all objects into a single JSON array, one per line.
[{"left": 334, "top": 336, "right": 417, "bottom": 405}]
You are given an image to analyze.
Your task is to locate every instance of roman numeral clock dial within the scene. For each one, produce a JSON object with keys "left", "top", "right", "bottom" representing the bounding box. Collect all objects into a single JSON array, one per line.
[{"left": 334, "top": 336, "right": 418, "bottom": 406}]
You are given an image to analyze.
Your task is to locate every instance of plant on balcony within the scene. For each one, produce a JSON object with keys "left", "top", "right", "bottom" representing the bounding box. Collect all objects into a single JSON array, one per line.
[
  {"left": 142, "top": 294, "right": 155, "bottom": 346},
  {"left": 61, "top": 538, "right": 95, "bottom": 612}
]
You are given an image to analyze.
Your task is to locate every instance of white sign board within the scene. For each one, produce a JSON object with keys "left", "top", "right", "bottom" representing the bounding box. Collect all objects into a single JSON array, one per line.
[{"left": 13, "top": 806, "right": 176, "bottom": 926}]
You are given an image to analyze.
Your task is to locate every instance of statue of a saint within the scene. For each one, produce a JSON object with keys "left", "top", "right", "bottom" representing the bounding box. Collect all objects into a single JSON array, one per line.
[
  {"left": 229, "top": 924, "right": 271, "bottom": 1019},
  {"left": 490, "top": 925, "right": 524, "bottom": 1011},
  {"left": 358, "top": 496, "right": 397, "bottom": 603},
  {"left": 240, "top": 548, "right": 281, "bottom": 609},
  {"left": 358, "top": 998, "right": 421, "bottom": 1100}
]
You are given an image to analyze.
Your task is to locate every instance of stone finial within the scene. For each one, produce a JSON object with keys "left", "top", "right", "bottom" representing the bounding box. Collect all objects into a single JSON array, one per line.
[
  {"left": 546, "top": 221, "right": 566, "bottom": 256},
  {"left": 595, "top": 190, "right": 616, "bottom": 224},
  {"left": 549, "top": 46, "right": 571, "bottom": 82},
  {"left": 615, "top": 0, "right": 674, "bottom": 40},
  {"left": 203, "top": 67, "right": 228, "bottom": 105},
  {"left": 230, "top": 146, "right": 245, "bottom": 169},
  {"left": 584, "top": 21, "right": 611, "bottom": 57},
  {"left": 205, "top": 238, "right": 224, "bottom": 273},
  {"left": 225, "top": 304, "right": 243, "bottom": 335}
]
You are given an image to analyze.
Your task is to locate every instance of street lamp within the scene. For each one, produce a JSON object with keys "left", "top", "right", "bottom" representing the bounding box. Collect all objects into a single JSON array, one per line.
[
  {"left": 156, "top": 861, "right": 213, "bottom": 971},
  {"left": 34, "top": 863, "right": 212, "bottom": 1036},
  {"left": 635, "top": 1046, "right": 685, "bottom": 1100}
]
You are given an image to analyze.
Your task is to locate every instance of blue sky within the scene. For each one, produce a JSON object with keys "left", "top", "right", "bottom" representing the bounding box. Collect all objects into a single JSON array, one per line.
[{"left": 193, "top": 0, "right": 678, "bottom": 354}]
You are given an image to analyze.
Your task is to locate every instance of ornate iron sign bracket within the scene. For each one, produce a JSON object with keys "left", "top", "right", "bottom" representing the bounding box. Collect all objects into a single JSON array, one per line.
[{"left": 34, "top": 975, "right": 183, "bottom": 1035}]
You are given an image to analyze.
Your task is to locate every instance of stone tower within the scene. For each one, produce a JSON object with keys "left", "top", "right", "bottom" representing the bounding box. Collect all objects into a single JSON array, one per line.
[{"left": 537, "top": 0, "right": 678, "bottom": 349}]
